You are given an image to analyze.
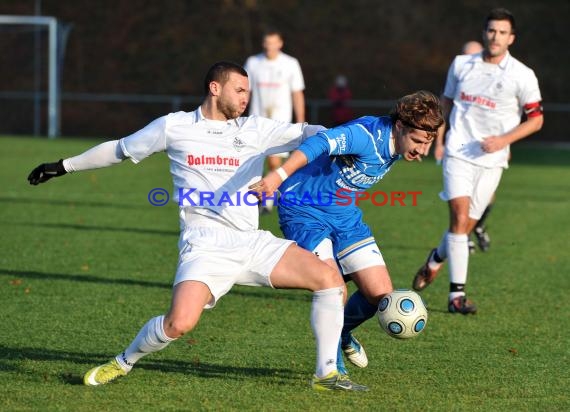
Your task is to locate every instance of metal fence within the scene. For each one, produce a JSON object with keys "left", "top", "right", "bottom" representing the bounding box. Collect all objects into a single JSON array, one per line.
[{"left": 1, "top": 91, "right": 568, "bottom": 140}]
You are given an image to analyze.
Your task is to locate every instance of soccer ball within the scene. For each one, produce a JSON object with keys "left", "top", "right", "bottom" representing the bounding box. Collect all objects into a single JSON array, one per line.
[{"left": 377, "top": 289, "right": 428, "bottom": 339}]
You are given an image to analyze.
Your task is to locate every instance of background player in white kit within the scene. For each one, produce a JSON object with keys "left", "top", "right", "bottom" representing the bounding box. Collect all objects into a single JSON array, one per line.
[
  {"left": 432, "top": 40, "right": 483, "bottom": 164},
  {"left": 434, "top": 40, "right": 494, "bottom": 254},
  {"left": 27, "top": 62, "right": 366, "bottom": 391},
  {"left": 413, "top": 8, "right": 544, "bottom": 313},
  {"left": 245, "top": 30, "right": 306, "bottom": 213}
]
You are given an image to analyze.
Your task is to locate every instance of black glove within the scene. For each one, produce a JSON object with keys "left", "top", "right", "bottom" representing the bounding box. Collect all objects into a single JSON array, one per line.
[{"left": 27, "top": 159, "right": 67, "bottom": 185}]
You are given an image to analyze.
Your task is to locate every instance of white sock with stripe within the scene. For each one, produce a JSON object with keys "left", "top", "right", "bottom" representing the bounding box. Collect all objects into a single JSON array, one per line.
[
  {"left": 116, "top": 315, "right": 175, "bottom": 371},
  {"left": 447, "top": 233, "right": 469, "bottom": 291},
  {"left": 311, "top": 287, "right": 344, "bottom": 378}
]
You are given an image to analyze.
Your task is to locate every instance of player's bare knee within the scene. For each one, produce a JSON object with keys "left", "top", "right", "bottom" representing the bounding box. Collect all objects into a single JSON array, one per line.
[
  {"left": 163, "top": 316, "right": 196, "bottom": 338},
  {"left": 302, "top": 263, "right": 341, "bottom": 291},
  {"left": 450, "top": 213, "right": 470, "bottom": 233},
  {"left": 367, "top": 288, "right": 394, "bottom": 306},
  {"left": 318, "top": 264, "right": 344, "bottom": 290}
]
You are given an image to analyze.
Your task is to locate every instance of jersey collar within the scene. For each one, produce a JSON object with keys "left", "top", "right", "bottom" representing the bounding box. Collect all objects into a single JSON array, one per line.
[
  {"left": 497, "top": 50, "right": 511, "bottom": 69},
  {"left": 197, "top": 106, "right": 239, "bottom": 126},
  {"left": 481, "top": 50, "right": 511, "bottom": 69},
  {"left": 389, "top": 133, "right": 396, "bottom": 157},
  {"left": 197, "top": 106, "right": 206, "bottom": 122}
]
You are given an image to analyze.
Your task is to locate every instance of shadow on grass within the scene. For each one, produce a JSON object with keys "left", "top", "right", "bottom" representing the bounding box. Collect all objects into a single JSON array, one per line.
[
  {"left": 0, "top": 269, "right": 312, "bottom": 302},
  {"left": 0, "top": 345, "right": 300, "bottom": 385},
  {"left": 0, "top": 268, "right": 171, "bottom": 289},
  {"left": 0, "top": 196, "right": 149, "bottom": 210},
  {"left": 3, "top": 220, "right": 178, "bottom": 237}
]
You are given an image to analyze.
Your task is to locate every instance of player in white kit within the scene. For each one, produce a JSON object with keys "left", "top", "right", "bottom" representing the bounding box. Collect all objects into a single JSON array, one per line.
[
  {"left": 27, "top": 62, "right": 366, "bottom": 391},
  {"left": 245, "top": 30, "right": 305, "bottom": 124},
  {"left": 245, "top": 30, "right": 305, "bottom": 213},
  {"left": 412, "top": 8, "right": 544, "bottom": 313},
  {"left": 436, "top": 40, "right": 494, "bottom": 254}
]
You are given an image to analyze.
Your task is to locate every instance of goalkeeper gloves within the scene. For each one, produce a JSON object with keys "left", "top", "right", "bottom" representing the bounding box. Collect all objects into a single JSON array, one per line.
[{"left": 27, "top": 159, "right": 67, "bottom": 185}]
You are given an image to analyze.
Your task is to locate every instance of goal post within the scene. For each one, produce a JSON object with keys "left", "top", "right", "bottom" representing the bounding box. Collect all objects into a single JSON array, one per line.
[{"left": 0, "top": 15, "right": 60, "bottom": 138}]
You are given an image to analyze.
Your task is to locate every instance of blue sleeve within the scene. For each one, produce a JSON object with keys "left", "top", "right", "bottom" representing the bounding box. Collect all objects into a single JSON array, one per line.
[
  {"left": 296, "top": 131, "right": 331, "bottom": 163},
  {"left": 297, "top": 121, "right": 373, "bottom": 163}
]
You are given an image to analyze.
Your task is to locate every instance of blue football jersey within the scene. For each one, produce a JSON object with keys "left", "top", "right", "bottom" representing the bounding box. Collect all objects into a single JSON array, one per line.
[{"left": 278, "top": 115, "right": 400, "bottom": 216}]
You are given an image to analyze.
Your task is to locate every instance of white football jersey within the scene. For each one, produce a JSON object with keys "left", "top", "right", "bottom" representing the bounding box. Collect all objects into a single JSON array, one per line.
[
  {"left": 120, "top": 108, "right": 321, "bottom": 231},
  {"left": 443, "top": 51, "right": 542, "bottom": 168},
  {"left": 244, "top": 52, "right": 305, "bottom": 122}
]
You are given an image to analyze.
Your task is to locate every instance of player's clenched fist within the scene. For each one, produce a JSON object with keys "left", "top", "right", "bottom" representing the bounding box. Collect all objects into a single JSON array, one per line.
[{"left": 27, "top": 159, "right": 67, "bottom": 185}]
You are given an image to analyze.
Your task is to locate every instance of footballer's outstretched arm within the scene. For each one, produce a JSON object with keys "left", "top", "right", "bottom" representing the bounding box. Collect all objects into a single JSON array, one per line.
[
  {"left": 27, "top": 140, "right": 126, "bottom": 185},
  {"left": 249, "top": 128, "right": 335, "bottom": 197},
  {"left": 250, "top": 124, "right": 366, "bottom": 196},
  {"left": 248, "top": 149, "right": 308, "bottom": 198}
]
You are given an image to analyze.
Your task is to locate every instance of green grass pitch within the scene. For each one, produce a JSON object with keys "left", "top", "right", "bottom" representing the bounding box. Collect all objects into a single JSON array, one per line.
[{"left": 1, "top": 135, "right": 569, "bottom": 411}]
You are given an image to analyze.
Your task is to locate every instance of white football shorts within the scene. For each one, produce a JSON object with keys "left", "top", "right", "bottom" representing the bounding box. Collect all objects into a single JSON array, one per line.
[
  {"left": 175, "top": 225, "right": 294, "bottom": 308},
  {"left": 440, "top": 155, "right": 503, "bottom": 220},
  {"left": 312, "top": 238, "right": 335, "bottom": 261},
  {"left": 313, "top": 237, "right": 386, "bottom": 275}
]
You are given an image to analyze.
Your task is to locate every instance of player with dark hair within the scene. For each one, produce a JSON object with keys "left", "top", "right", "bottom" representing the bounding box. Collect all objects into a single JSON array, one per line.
[
  {"left": 249, "top": 91, "right": 444, "bottom": 377},
  {"left": 28, "top": 61, "right": 367, "bottom": 391},
  {"left": 436, "top": 39, "right": 493, "bottom": 254},
  {"left": 412, "top": 8, "right": 544, "bottom": 314}
]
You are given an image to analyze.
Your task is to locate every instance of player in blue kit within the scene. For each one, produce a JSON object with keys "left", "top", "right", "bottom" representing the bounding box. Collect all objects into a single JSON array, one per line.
[{"left": 249, "top": 91, "right": 444, "bottom": 377}]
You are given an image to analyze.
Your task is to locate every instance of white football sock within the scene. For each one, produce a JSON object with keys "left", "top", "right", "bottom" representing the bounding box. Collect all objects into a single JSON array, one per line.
[
  {"left": 449, "top": 291, "right": 466, "bottom": 301},
  {"left": 116, "top": 315, "right": 175, "bottom": 371},
  {"left": 427, "top": 231, "right": 448, "bottom": 270},
  {"left": 311, "top": 287, "right": 344, "bottom": 378},
  {"left": 447, "top": 233, "right": 469, "bottom": 286}
]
